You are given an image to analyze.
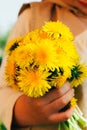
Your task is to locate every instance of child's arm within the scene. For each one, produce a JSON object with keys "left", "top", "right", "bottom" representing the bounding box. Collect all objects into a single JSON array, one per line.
[{"left": 12, "top": 82, "right": 74, "bottom": 127}]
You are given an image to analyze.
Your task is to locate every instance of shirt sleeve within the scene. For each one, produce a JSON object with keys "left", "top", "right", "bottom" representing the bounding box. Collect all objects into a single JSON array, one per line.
[
  {"left": 74, "top": 30, "right": 87, "bottom": 62},
  {"left": 74, "top": 30, "right": 87, "bottom": 119},
  {"left": 0, "top": 87, "right": 22, "bottom": 130}
]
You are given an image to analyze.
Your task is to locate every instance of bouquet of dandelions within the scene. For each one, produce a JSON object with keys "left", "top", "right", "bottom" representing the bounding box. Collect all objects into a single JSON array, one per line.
[{"left": 5, "top": 21, "right": 87, "bottom": 130}]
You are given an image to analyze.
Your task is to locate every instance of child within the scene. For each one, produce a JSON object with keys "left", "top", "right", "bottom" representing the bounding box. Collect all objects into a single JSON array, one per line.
[{"left": 0, "top": 0, "right": 87, "bottom": 129}]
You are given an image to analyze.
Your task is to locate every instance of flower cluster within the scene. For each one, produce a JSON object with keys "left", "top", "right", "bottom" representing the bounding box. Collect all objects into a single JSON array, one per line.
[{"left": 5, "top": 21, "right": 87, "bottom": 129}]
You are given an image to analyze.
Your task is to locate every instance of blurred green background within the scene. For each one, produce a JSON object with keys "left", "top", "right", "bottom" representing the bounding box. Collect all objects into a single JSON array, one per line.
[{"left": 0, "top": 32, "right": 9, "bottom": 65}]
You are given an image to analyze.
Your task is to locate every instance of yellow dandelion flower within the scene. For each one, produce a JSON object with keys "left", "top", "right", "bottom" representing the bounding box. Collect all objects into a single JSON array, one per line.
[
  {"left": 51, "top": 40, "right": 78, "bottom": 69},
  {"left": 23, "top": 29, "right": 40, "bottom": 45},
  {"left": 56, "top": 47, "right": 67, "bottom": 66},
  {"left": 63, "top": 66, "right": 71, "bottom": 78},
  {"left": 39, "top": 30, "right": 50, "bottom": 39},
  {"left": 18, "top": 69, "right": 51, "bottom": 97},
  {"left": 42, "top": 21, "right": 74, "bottom": 41},
  {"left": 70, "top": 97, "right": 77, "bottom": 108},
  {"left": 5, "top": 55, "right": 17, "bottom": 89},
  {"left": 50, "top": 66, "right": 71, "bottom": 88},
  {"left": 5, "top": 37, "right": 23, "bottom": 54},
  {"left": 69, "top": 63, "right": 87, "bottom": 87},
  {"left": 56, "top": 50, "right": 75, "bottom": 70},
  {"left": 15, "top": 44, "right": 34, "bottom": 68},
  {"left": 51, "top": 76, "right": 67, "bottom": 88},
  {"left": 56, "top": 39, "right": 80, "bottom": 61},
  {"left": 34, "top": 39, "right": 58, "bottom": 70}
]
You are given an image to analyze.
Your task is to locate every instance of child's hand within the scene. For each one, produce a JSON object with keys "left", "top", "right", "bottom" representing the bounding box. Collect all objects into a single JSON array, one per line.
[{"left": 12, "top": 82, "right": 74, "bottom": 127}]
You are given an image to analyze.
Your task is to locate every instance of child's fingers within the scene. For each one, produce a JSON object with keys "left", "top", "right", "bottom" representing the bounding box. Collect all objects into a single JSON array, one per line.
[
  {"left": 44, "top": 88, "right": 74, "bottom": 114},
  {"left": 49, "top": 107, "right": 74, "bottom": 123}
]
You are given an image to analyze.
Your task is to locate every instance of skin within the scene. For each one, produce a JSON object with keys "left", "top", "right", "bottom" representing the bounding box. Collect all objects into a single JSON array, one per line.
[
  {"left": 12, "top": 82, "right": 74, "bottom": 127},
  {"left": 62, "top": 0, "right": 87, "bottom": 15}
]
